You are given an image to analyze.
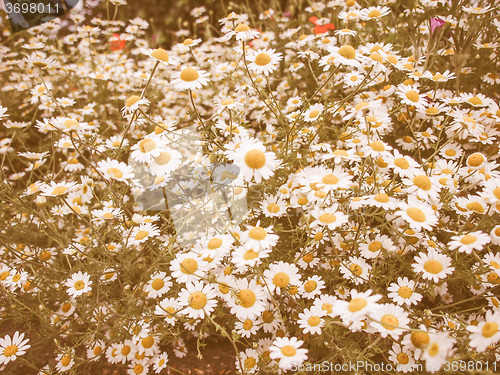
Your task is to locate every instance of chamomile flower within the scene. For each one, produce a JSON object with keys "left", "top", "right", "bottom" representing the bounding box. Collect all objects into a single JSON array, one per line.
[
  {"left": 396, "top": 196, "right": 438, "bottom": 231},
  {"left": 387, "top": 277, "right": 422, "bottom": 306},
  {"left": 240, "top": 223, "right": 279, "bottom": 251},
  {"left": 130, "top": 136, "right": 163, "bottom": 163},
  {"left": 335, "top": 289, "right": 382, "bottom": 324},
  {"left": 129, "top": 223, "right": 160, "bottom": 246},
  {"left": 55, "top": 352, "right": 75, "bottom": 372},
  {"left": 247, "top": 48, "right": 282, "bottom": 76},
  {"left": 269, "top": 337, "right": 308, "bottom": 371},
  {"left": 412, "top": 248, "right": 454, "bottom": 283},
  {"left": 228, "top": 138, "right": 278, "bottom": 183},
  {"left": 397, "top": 85, "right": 427, "bottom": 109},
  {"left": 263, "top": 261, "right": 301, "bottom": 295},
  {"left": 236, "top": 348, "right": 259, "bottom": 374},
  {"left": 97, "top": 158, "right": 135, "bottom": 182},
  {"left": 227, "top": 278, "right": 268, "bottom": 320},
  {"left": 178, "top": 281, "right": 217, "bottom": 319},
  {"left": 448, "top": 231, "right": 490, "bottom": 254},
  {"left": 370, "top": 303, "right": 410, "bottom": 340},
  {"left": 142, "top": 47, "right": 177, "bottom": 66},
  {"left": 40, "top": 181, "right": 78, "bottom": 197},
  {"left": 152, "top": 352, "right": 169, "bottom": 373},
  {"left": 121, "top": 95, "right": 150, "bottom": 116},
  {"left": 303, "top": 103, "right": 324, "bottom": 122},
  {"left": 170, "top": 252, "right": 210, "bottom": 284},
  {"left": 147, "top": 148, "right": 182, "bottom": 176},
  {"left": 467, "top": 310, "right": 500, "bottom": 352},
  {"left": 65, "top": 271, "right": 92, "bottom": 297},
  {"left": 0, "top": 331, "right": 30, "bottom": 365},
  {"left": 171, "top": 66, "right": 209, "bottom": 91},
  {"left": 361, "top": 6, "right": 391, "bottom": 20},
  {"left": 298, "top": 306, "right": 326, "bottom": 335},
  {"left": 260, "top": 195, "right": 287, "bottom": 217},
  {"left": 145, "top": 271, "right": 172, "bottom": 299},
  {"left": 310, "top": 205, "right": 349, "bottom": 230},
  {"left": 421, "top": 332, "right": 454, "bottom": 373}
]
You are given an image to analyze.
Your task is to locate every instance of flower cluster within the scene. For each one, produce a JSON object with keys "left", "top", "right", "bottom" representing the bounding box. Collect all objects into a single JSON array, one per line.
[{"left": 1, "top": 0, "right": 500, "bottom": 374}]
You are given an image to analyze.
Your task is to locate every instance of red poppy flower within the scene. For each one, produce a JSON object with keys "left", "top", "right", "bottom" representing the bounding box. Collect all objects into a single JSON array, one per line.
[
  {"left": 309, "top": 16, "right": 335, "bottom": 34},
  {"left": 110, "top": 34, "right": 126, "bottom": 51}
]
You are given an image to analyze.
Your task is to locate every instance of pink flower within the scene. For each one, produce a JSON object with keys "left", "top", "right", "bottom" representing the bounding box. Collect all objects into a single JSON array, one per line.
[{"left": 430, "top": 18, "right": 445, "bottom": 34}]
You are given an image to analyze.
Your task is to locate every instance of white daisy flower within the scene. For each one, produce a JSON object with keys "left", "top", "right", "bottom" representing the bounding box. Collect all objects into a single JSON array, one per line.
[
  {"left": 387, "top": 277, "right": 423, "bottom": 306},
  {"left": 412, "top": 248, "right": 455, "bottom": 283},
  {"left": 65, "top": 271, "right": 92, "bottom": 298},
  {"left": 0, "top": 331, "right": 30, "bottom": 365},
  {"left": 448, "top": 231, "right": 490, "bottom": 254},
  {"left": 228, "top": 138, "right": 278, "bottom": 183},
  {"left": 297, "top": 306, "right": 326, "bottom": 335},
  {"left": 97, "top": 158, "right": 135, "bottom": 182},
  {"left": 178, "top": 281, "right": 217, "bottom": 319},
  {"left": 467, "top": 310, "right": 500, "bottom": 352},
  {"left": 169, "top": 252, "right": 210, "bottom": 284},
  {"left": 240, "top": 222, "right": 279, "bottom": 251},
  {"left": 421, "top": 332, "right": 454, "bottom": 373},
  {"left": 370, "top": 303, "right": 410, "bottom": 340},
  {"left": 396, "top": 196, "right": 438, "bottom": 231},
  {"left": 269, "top": 337, "right": 308, "bottom": 371},
  {"left": 227, "top": 278, "right": 268, "bottom": 320},
  {"left": 145, "top": 271, "right": 172, "bottom": 299},
  {"left": 247, "top": 48, "right": 282, "bottom": 76},
  {"left": 335, "top": 289, "right": 382, "bottom": 324},
  {"left": 263, "top": 261, "right": 301, "bottom": 295},
  {"left": 171, "top": 66, "right": 210, "bottom": 91}
]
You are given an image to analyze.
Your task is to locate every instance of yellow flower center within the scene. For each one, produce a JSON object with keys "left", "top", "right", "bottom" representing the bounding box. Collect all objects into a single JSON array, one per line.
[
  {"left": 413, "top": 175, "right": 432, "bottom": 191},
  {"left": 406, "top": 207, "right": 426, "bottom": 222},
  {"left": 234, "top": 23, "right": 250, "bottom": 32},
  {"left": 248, "top": 227, "right": 267, "bottom": 240},
  {"left": 427, "top": 342, "right": 439, "bottom": 357},
  {"left": 155, "top": 152, "right": 171, "bottom": 165},
  {"left": 134, "top": 364, "right": 144, "bottom": 374},
  {"left": 3, "top": 345, "right": 18, "bottom": 357},
  {"left": 460, "top": 235, "right": 477, "bottom": 245},
  {"left": 348, "top": 297, "right": 367, "bottom": 312},
  {"left": 398, "top": 286, "right": 413, "bottom": 298},
  {"left": 180, "top": 258, "right": 198, "bottom": 274},
  {"left": 238, "top": 289, "right": 256, "bottom": 307},
  {"left": 151, "top": 278, "right": 164, "bottom": 290},
  {"left": 267, "top": 203, "right": 280, "bottom": 213},
  {"left": 338, "top": 45, "right": 356, "bottom": 59},
  {"left": 135, "top": 230, "right": 149, "bottom": 240},
  {"left": 482, "top": 322, "right": 498, "bottom": 338},
  {"left": 405, "top": 90, "right": 420, "bottom": 103},
  {"left": 52, "top": 186, "right": 69, "bottom": 195},
  {"left": 397, "top": 353, "right": 409, "bottom": 364},
  {"left": 374, "top": 193, "right": 389, "bottom": 203},
  {"left": 304, "top": 280, "right": 317, "bottom": 293},
  {"left": 368, "top": 9, "right": 382, "bottom": 18},
  {"left": 243, "top": 249, "right": 259, "bottom": 260},
  {"left": 319, "top": 213, "right": 336, "bottom": 224},
  {"left": 381, "top": 314, "right": 399, "bottom": 330},
  {"left": 424, "top": 260, "right": 443, "bottom": 274},
  {"left": 308, "top": 109, "right": 320, "bottom": 118},
  {"left": 272, "top": 272, "right": 290, "bottom": 288},
  {"left": 151, "top": 48, "right": 169, "bottom": 62},
  {"left": 255, "top": 52, "right": 271, "bottom": 66},
  {"left": 369, "top": 141, "right": 385, "bottom": 152},
  {"left": 107, "top": 168, "right": 123, "bottom": 179},
  {"left": 368, "top": 240, "right": 382, "bottom": 252},
  {"left": 189, "top": 292, "right": 207, "bottom": 309},
  {"left": 244, "top": 149, "right": 266, "bottom": 169},
  {"left": 74, "top": 280, "right": 85, "bottom": 290},
  {"left": 466, "top": 202, "right": 484, "bottom": 213},
  {"left": 350, "top": 263, "right": 363, "bottom": 275},
  {"left": 280, "top": 345, "right": 296, "bottom": 357},
  {"left": 207, "top": 238, "right": 223, "bottom": 250},
  {"left": 126, "top": 95, "right": 141, "bottom": 108},
  {"left": 61, "top": 354, "right": 72, "bottom": 366},
  {"left": 139, "top": 138, "right": 156, "bottom": 153},
  {"left": 221, "top": 98, "right": 235, "bottom": 106},
  {"left": 468, "top": 96, "right": 483, "bottom": 106},
  {"left": 243, "top": 319, "right": 253, "bottom": 330},
  {"left": 244, "top": 357, "right": 256, "bottom": 369},
  {"left": 308, "top": 316, "right": 321, "bottom": 327},
  {"left": 467, "top": 153, "right": 484, "bottom": 167},
  {"left": 180, "top": 67, "right": 200, "bottom": 82}
]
